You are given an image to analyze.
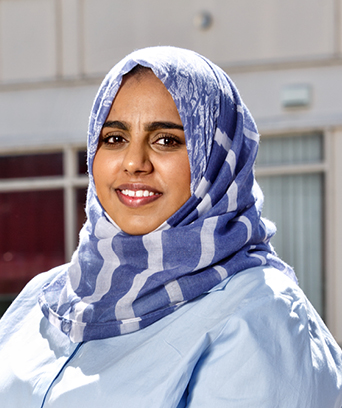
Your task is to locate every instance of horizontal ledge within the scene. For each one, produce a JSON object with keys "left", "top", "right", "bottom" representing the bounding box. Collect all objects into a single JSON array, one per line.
[
  {"left": 0, "top": 55, "right": 341, "bottom": 91},
  {"left": 255, "top": 162, "right": 326, "bottom": 177},
  {"left": 0, "top": 176, "right": 88, "bottom": 192}
]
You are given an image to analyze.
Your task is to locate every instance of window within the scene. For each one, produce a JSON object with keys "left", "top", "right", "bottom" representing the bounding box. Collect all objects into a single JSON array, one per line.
[
  {"left": 256, "top": 132, "right": 325, "bottom": 316},
  {"left": 0, "top": 147, "right": 88, "bottom": 316}
]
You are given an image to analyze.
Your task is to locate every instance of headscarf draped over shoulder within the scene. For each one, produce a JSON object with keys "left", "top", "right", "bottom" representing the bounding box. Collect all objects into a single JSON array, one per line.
[{"left": 39, "top": 46, "right": 296, "bottom": 342}]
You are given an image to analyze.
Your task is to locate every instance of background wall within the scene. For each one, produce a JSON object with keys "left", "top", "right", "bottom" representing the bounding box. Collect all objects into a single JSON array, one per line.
[{"left": 0, "top": 0, "right": 341, "bottom": 344}]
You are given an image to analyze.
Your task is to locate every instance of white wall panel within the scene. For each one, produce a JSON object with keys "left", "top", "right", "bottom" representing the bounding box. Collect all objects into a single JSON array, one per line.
[
  {"left": 82, "top": 0, "right": 193, "bottom": 75},
  {"left": 60, "top": 0, "right": 81, "bottom": 77},
  {"left": 229, "top": 65, "right": 342, "bottom": 132},
  {"left": 339, "top": 0, "right": 342, "bottom": 55},
  {"left": 193, "top": 0, "right": 335, "bottom": 64},
  {"left": 326, "top": 128, "right": 342, "bottom": 344},
  {"left": 81, "top": 0, "right": 335, "bottom": 75},
  {"left": 0, "top": 85, "right": 98, "bottom": 150},
  {"left": 0, "top": 0, "right": 57, "bottom": 82},
  {"left": 215, "top": 0, "right": 334, "bottom": 62}
]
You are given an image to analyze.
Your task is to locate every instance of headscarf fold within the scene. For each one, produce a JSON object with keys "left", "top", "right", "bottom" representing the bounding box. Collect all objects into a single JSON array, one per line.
[{"left": 39, "top": 46, "right": 296, "bottom": 342}]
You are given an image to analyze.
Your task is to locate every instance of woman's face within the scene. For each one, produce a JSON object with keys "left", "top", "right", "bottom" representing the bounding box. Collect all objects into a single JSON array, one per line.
[{"left": 93, "top": 70, "right": 191, "bottom": 235}]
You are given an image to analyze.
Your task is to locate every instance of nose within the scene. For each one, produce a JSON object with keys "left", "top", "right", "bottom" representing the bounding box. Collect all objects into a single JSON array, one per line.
[{"left": 122, "top": 141, "right": 153, "bottom": 176}]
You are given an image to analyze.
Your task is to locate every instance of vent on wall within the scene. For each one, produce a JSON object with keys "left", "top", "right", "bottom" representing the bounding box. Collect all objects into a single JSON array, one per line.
[{"left": 281, "top": 84, "right": 312, "bottom": 108}]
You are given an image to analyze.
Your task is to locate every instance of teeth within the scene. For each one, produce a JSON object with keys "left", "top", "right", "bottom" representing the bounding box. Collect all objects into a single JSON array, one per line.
[{"left": 121, "top": 189, "right": 157, "bottom": 197}]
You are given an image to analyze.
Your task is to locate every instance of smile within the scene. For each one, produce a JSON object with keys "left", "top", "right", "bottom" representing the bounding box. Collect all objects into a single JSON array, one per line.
[
  {"left": 121, "top": 189, "right": 159, "bottom": 198},
  {"left": 115, "top": 186, "right": 162, "bottom": 208}
]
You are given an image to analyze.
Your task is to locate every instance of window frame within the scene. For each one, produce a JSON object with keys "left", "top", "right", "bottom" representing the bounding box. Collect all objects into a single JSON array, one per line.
[
  {"left": 255, "top": 129, "right": 328, "bottom": 316},
  {"left": 0, "top": 144, "right": 88, "bottom": 265}
]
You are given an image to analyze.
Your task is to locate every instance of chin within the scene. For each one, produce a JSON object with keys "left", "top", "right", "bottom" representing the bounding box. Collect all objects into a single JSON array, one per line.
[{"left": 118, "top": 221, "right": 159, "bottom": 236}]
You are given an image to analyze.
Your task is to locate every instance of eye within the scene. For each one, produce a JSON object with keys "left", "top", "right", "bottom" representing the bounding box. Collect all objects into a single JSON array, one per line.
[
  {"left": 101, "top": 134, "right": 127, "bottom": 146},
  {"left": 153, "top": 135, "right": 182, "bottom": 148}
]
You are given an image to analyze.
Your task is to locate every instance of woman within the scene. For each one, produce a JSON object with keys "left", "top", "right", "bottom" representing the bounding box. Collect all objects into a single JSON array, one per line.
[{"left": 0, "top": 46, "right": 341, "bottom": 407}]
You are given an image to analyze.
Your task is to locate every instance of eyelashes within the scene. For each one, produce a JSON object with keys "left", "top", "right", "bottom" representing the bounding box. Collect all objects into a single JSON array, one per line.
[
  {"left": 153, "top": 135, "right": 183, "bottom": 148},
  {"left": 99, "top": 133, "right": 184, "bottom": 150},
  {"left": 102, "top": 135, "right": 127, "bottom": 145}
]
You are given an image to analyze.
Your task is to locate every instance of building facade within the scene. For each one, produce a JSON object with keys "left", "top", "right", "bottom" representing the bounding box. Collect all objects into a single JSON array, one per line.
[{"left": 0, "top": 0, "right": 341, "bottom": 345}]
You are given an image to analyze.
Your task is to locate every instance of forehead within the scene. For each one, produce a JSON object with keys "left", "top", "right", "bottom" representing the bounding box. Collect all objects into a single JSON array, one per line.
[
  {"left": 117, "top": 69, "right": 169, "bottom": 97},
  {"left": 106, "top": 71, "right": 182, "bottom": 122}
]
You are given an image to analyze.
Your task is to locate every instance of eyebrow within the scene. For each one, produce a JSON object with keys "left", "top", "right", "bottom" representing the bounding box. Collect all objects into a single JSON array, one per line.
[
  {"left": 102, "top": 120, "right": 129, "bottom": 131},
  {"left": 145, "top": 121, "right": 184, "bottom": 132},
  {"left": 102, "top": 120, "right": 184, "bottom": 132}
]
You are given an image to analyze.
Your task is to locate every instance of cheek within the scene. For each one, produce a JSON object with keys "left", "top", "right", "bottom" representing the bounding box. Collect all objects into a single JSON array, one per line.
[
  {"left": 180, "top": 152, "right": 192, "bottom": 187},
  {"left": 167, "top": 155, "right": 191, "bottom": 198},
  {"left": 93, "top": 152, "right": 118, "bottom": 185},
  {"left": 92, "top": 154, "right": 104, "bottom": 187},
  {"left": 93, "top": 156, "right": 113, "bottom": 200}
]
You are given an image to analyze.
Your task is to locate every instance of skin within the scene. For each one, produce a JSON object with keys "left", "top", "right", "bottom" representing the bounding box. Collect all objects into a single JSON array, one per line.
[{"left": 93, "top": 70, "right": 191, "bottom": 235}]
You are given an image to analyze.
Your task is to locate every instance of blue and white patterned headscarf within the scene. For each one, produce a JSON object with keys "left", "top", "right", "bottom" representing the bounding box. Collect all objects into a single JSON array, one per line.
[{"left": 39, "top": 46, "right": 296, "bottom": 343}]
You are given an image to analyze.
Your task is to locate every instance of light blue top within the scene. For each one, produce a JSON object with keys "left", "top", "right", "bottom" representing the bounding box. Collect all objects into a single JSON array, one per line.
[{"left": 0, "top": 265, "right": 341, "bottom": 408}]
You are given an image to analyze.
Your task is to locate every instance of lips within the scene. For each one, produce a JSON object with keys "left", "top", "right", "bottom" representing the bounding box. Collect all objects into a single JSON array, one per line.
[{"left": 116, "top": 184, "right": 162, "bottom": 208}]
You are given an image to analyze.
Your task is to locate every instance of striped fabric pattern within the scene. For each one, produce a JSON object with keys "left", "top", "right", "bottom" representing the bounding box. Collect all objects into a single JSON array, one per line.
[{"left": 39, "top": 47, "right": 296, "bottom": 342}]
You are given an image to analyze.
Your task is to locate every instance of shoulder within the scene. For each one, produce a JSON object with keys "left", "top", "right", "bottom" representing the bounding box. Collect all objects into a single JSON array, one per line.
[
  {"left": 5, "top": 264, "right": 67, "bottom": 311},
  {"left": 0, "top": 264, "right": 67, "bottom": 342},
  {"left": 221, "top": 265, "right": 303, "bottom": 303},
  {"left": 201, "top": 266, "right": 308, "bottom": 331},
  {"left": 186, "top": 266, "right": 342, "bottom": 407},
  {"left": 216, "top": 266, "right": 340, "bottom": 364},
  {"left": 213, "top": 266, "right": 314, "bottom": 326}
]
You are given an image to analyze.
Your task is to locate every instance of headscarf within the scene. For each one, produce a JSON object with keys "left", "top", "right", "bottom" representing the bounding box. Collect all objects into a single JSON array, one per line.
[{"left": 39, "top": 46, "right": 296, "bottom": 343}]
